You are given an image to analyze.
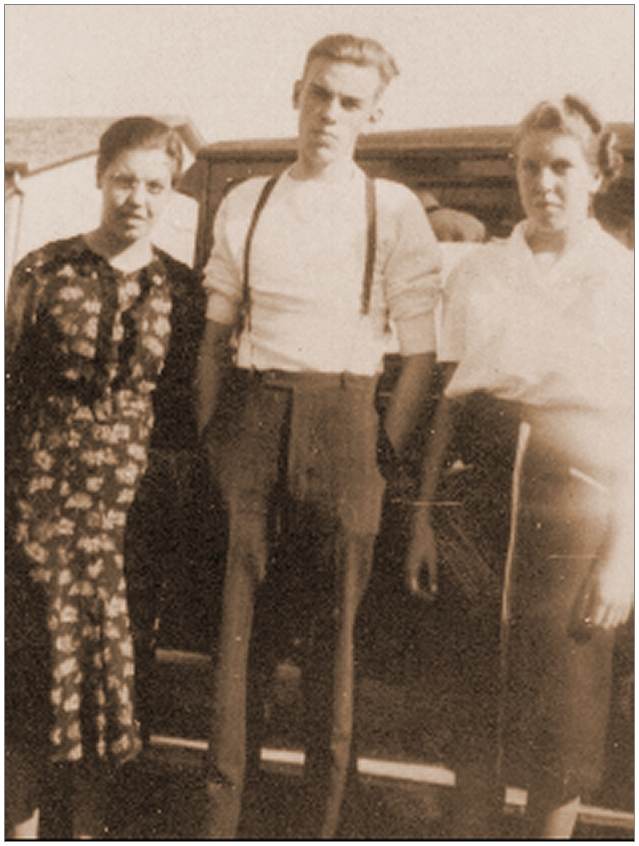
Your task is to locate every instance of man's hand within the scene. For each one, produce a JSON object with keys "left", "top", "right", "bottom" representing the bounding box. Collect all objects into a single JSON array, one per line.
[{"left": 405, "top": 510, "right": 439, "bottom": 602}]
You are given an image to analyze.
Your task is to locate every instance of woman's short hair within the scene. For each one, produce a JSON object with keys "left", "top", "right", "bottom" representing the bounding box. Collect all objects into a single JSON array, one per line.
[
  {"left": 301, "top": 33, "right": 399, "bottom": 91},
  {"left": 514, "top": 95, "right": 624, "bottom": 191},
  {"left": 96, "top": 116, "right": 183, "bottom": 186}
]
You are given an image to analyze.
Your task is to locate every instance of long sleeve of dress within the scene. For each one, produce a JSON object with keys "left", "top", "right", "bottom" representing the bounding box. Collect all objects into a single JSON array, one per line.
[
  {"left": 6, "top": 258, "right": 41, "bottom": 358},
  {"left": 6, "top": 258, "right": 44, "bottom": 430}
]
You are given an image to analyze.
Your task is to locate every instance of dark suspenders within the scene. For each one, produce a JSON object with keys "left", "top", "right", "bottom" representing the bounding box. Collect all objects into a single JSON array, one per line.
[
  {"left": 360, "top": 175, "right": 377, "bottom": 316},
  {"left": 241, "top": 173, "right": 377, "bottom": 333},
  {"left": 240, "top": 175, "right": 278, "bottom": 332}
]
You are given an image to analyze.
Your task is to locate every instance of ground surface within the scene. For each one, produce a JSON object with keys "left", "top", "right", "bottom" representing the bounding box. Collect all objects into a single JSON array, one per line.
[{"left": 35, "top": 750, "right": 632, "bottom": 840}]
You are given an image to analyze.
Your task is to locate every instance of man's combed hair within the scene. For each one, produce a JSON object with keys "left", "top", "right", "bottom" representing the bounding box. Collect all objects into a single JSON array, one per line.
[
  {"left": 514, "top": 95, "right": 624, "bottom": 191},
  {"left": 303, "top": 33, "right": 399, "bottom": 88}
]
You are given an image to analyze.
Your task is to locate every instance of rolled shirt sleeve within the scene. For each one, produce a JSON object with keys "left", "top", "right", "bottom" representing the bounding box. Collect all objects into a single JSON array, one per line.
[
  {"left": 381, "top": 183, "right": 443, "bottom": 356},
  {"left": 202, "top": 188, "right": 246, "bottom": 326}
]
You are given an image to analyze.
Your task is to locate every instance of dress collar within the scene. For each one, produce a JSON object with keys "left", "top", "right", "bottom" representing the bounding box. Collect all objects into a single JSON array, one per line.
[
  {"left": 509, "top": 218, "right": 602, "bottom": 262},
  {"left": 74, "top": 235, "right": 167, "bottom": 286}
]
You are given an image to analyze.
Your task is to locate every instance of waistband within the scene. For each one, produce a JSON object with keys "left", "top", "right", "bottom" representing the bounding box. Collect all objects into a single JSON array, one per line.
[{"left": 235, "top": 367, "right": 379, "bottom": 391}]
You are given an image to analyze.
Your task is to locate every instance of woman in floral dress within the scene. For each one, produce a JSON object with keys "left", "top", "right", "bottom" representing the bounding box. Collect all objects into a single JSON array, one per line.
[{"left": 6, "top": 116, "right": 190, "bottom": 838}]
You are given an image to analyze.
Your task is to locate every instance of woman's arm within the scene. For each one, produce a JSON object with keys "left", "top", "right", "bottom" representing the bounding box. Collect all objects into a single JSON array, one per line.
[
  {"left": 585, "top": 415, "right": 634, "bottom": 630},
  {"left": 404, "top": 362, "right": 458, "bottom": 599}
]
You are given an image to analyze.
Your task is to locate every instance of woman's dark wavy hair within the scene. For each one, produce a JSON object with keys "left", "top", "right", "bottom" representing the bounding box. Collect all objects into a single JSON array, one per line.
[
  {"left": 96, "top": 116, "right": 183, "bottom": 187},
  {"left": 514, "top": 95, "right": 624, "bottom": 191}
]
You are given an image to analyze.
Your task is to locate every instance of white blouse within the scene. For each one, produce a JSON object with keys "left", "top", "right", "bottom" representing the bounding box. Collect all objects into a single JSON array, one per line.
[{"left": 439, "top": 220, "right": 633, "bottom": 414}]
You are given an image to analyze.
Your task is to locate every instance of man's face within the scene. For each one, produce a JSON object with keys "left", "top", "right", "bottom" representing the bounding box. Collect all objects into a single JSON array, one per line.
[{"left": 294, "top": 57, "right": 383, "bottom": 169}]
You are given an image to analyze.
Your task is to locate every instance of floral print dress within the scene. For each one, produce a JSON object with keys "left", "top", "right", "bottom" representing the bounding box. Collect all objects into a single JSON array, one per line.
[{"left": 6, "top": 235, "right": 174, "bottom": 766}]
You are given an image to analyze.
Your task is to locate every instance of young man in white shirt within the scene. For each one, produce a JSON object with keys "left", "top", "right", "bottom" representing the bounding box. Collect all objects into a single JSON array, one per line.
[{"left": 196, "top": 33, "right": 442, "bottom": 839}]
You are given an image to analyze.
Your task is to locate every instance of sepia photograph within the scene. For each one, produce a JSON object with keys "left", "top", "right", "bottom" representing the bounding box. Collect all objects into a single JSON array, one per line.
[{"left": 5, "top": 4, "right": 634, "bottom": 840}]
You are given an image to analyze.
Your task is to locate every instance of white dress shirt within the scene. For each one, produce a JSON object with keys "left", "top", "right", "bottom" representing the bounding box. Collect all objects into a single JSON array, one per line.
[{"left": 203, "top": 165, "right": 442, "bottom": 374}]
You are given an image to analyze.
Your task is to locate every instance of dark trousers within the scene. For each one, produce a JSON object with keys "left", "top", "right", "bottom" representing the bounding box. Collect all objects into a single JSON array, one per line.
[{"left": 204, "top": 370, "right": 385, "bottom": 839}]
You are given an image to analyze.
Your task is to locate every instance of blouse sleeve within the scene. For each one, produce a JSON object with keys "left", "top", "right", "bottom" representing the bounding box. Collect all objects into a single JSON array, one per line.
[
  {"left": 437, "top": 256, "right": 475, "bottom": 363},
  {"left": 598, "top": 247, "right": 634, "bottom": 412}
]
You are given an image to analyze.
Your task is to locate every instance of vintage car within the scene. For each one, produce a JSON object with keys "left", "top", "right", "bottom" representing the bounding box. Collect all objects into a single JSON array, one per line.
[{"left": 129, "top": 123, "right": 634, "bottom": 836}]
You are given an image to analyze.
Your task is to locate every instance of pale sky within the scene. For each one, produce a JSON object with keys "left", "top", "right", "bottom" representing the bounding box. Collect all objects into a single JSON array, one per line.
[{"left": 5, "top": 5, "right": 635, "bottom": 143}]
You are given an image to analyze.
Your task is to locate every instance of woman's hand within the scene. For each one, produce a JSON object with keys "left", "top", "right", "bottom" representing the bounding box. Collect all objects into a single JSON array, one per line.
[
  {"left": 578, "top": 558, "right": 634, "bottom": 632},
  {"left": 404, "top": 510, "right": 439, "bottom": 602}
]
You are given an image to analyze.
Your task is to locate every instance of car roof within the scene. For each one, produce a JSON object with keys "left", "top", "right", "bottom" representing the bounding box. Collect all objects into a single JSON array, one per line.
[{"left": 194, "top": 122, "right": 634, "bottom": 163}]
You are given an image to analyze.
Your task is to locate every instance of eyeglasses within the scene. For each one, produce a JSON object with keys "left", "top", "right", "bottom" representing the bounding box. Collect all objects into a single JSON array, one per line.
[{"left": 107, "top": 174, "right": 169, "bottom": 196}]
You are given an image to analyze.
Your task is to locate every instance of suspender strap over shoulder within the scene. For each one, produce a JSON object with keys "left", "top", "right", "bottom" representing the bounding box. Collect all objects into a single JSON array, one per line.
[
  {"left": 241, "top": 174, "right": 278, "bottom": 331},
  {"left": 241, "top": 172, "right": 377, "bottom": 331},
  {"left": 361, "top": 176, "right": 377, "bottom": 316}
]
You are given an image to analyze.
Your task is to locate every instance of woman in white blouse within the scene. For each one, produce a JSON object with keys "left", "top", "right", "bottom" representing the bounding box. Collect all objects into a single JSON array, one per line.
[{"left": 406, "top": 96, "right": 633, "bottom": 838}]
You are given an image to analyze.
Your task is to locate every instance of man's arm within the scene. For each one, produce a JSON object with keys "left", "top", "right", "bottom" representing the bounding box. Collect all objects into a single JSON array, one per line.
[
  {"left": 380, "top": 182, "right": 443, "bottom": 456},
  {"left": 195, "top": 182, "right": 250, "bottom": 438},
  {"left": 383, "top": 352, "right": 435, "bottom": 457},
  {"left": 194, "top": 319, "right": 235, "bottom": 437}
]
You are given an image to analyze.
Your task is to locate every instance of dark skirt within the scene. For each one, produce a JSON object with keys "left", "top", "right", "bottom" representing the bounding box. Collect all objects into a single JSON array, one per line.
[
  {"left": 443, "top": 401, "right": 614, "bottom": 800},
  {"left": 504, "top": 437, "right": 614, "bottom": 799}
]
